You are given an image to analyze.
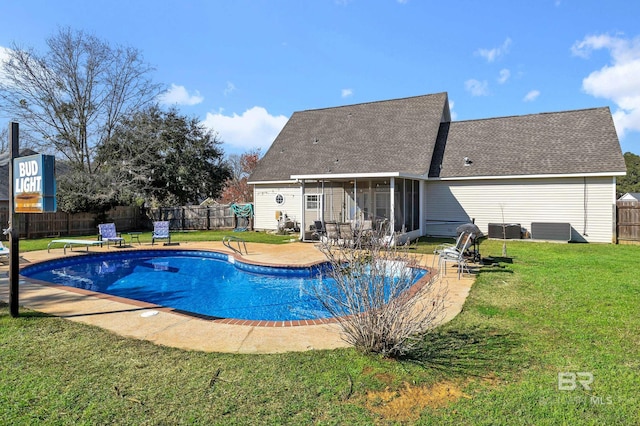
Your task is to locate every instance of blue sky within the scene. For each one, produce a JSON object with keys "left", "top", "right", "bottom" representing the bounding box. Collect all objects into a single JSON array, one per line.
[{"left": 1, "top": 0, "right": 639, "bottom": 157}]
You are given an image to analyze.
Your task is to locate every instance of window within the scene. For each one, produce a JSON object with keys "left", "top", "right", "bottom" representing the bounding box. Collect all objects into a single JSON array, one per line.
[
  {"left": 305, "top": 194, "right": 321, "bottom": 210},
  {"left": 275, "top": 194, "right": 284, "bottom": 205}
]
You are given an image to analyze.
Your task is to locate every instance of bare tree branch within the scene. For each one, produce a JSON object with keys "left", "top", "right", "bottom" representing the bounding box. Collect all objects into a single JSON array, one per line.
[
  {"left": 0, "top": 27, "right": 162, "bottom": 173},
  {"left": 311, "top": 228, "right": 447, "bottom": 357}
]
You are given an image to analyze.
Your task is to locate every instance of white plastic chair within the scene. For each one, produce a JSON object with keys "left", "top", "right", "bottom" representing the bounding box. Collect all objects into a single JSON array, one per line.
[
  {"left": 438, "top": 232, "right": 474, "bottom": 278},
  {"left": 432, "top": 231, "right": 468, "bottom": 269}
]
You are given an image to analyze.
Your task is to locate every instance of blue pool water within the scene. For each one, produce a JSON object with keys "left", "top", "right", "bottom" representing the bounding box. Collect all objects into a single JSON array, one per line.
[{"left": 20, "top": 250, "right": 426, "bottom": 322}]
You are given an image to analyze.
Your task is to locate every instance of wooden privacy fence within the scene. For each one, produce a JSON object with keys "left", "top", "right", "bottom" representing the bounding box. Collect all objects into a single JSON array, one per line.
[
  {"left": 0, "top": 206, "right": 141, "bottom": 239},
  {"left": 0, "top": 203, "right": 249, "bottom": 239},
  {"left": 145, "top": 204, "right": 251, "bottom": 231},
  {"left": 617, "top": 200, "right": 640, "bottom": 244}
]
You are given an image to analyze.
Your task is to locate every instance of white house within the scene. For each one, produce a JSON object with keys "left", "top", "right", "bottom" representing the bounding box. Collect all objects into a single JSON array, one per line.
[{"left": 249, "top": 93, "right": 626, "bottom": 243}]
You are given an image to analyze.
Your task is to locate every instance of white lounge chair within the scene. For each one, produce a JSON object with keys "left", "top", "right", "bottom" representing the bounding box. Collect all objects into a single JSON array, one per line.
[{"left": 47, "top": 239, "right": 104, "bottom": 254}]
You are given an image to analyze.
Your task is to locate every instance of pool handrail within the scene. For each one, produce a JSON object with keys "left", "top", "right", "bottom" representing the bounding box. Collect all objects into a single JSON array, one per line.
[{"left": 223, "top": 235, "right": 247, "bottom": 255}]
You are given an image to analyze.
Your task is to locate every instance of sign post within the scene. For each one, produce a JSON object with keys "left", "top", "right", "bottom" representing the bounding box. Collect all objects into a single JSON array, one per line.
[
  {"left": 8, "top": 123, "right": 20, "bottom": 317},
  {"left": 7, "top": 123, "right": 57, "bottom": 317}
]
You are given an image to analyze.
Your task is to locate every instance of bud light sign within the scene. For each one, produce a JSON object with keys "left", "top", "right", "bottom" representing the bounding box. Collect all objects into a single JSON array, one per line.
[{"left": 13, "top": 154, "right": 57, "bottom": 213}]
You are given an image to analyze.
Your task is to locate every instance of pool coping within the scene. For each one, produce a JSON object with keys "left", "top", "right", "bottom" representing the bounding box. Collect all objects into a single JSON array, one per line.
[
  {"left": 1, "top": 241, "right": 475, "bottom": 354},
  {"left": 18, "top": 247, "right": 438, "bottom": 327}
]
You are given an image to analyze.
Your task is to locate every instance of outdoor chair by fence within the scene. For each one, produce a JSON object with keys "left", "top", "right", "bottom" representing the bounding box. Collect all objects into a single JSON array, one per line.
[
  {"left": 152, "top": 221, "right": 171, "bottom": 245},
  {"left": 97, "top": 223, "right": 124, "bottom": 248}
]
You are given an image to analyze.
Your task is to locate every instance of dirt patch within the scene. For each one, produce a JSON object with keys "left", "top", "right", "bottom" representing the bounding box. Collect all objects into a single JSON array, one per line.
[{"left": 365, "top": 381, "right": 470, "bottom": 422}]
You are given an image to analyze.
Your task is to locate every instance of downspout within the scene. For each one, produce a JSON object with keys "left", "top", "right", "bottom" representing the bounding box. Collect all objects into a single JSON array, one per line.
[
  {"left": 390, "top": 177, "right": 395, "bottom": 238},
  {"left": 353, "top": 179, "right": 357, "bottom": 221},
  {"left": 299, "top": 179, "right": 305, "bottom": 241},
  {"left": 419, "top": 180, "right": 425, "bottom": 236}
]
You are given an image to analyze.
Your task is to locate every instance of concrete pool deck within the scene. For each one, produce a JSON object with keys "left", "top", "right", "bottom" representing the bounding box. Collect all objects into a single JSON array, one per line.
[{"left": 0, "top": 241, "right": 475, "bottom": 354}]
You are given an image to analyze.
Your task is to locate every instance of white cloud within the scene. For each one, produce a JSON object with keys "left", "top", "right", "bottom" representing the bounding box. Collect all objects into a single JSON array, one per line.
[
  {"left": 341, "top": 88, "right": 353, "bottom": 98},
  {"left": 449, "top": 99, "right": 458, "bottom": 120},
  {"left": 497, "top": 68, "right": 511, "bottom": 84},
  {"left": 202, "top": 106, "right": 288, "bottom": 152},
  {"left": 0, "top": 46, "right": 14, "bottom": 86},
  {"left": 475, "top": 38, "right": 512, "bottom": 62},
  {"left": 572, "top": 34, "right": 640, "bottom": 138},
  {"left": 464, "top": 79, "right": 489, "bottom": 96},
  {"left": 224, "top": 81, "right": 236, "bottom": 96},
  {"left": 523, "top": 90, "right": 540, "bottom": 102},
  {"left": 158, "top": 83, "right": 204, "bottom": 106}
]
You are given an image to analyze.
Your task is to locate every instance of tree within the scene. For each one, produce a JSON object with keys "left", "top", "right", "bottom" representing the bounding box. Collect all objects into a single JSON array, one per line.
[
  {"left": 97, "top": 105, "right": 231, "bottom": 208},
  {"left": 1, "top": 27, "right": 162, "bottom": 213},
  {"left": 616, "top": 152, "right": 640, "bottom": 197},
  {"left": 0, "top": 27, "right": 161, "bottom": 174},
  {"left": 218, "top": 149, "right": 260, "bottom": 203},
  {"left": 311, "top": 229, "right": 446, "bottom": 357}
]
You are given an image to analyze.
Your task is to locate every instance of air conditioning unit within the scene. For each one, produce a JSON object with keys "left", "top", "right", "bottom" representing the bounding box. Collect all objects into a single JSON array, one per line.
[
  {"left": 531, "top": 222, "right": 571, "bottom": 242},
  {"left": 488, "top": 223, "right": 521, "bottom": 239}
]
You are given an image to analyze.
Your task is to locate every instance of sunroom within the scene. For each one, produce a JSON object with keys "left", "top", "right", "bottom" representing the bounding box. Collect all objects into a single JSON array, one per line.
[{"left": 294, "top": 174, "right": 425, "bottom": 244}]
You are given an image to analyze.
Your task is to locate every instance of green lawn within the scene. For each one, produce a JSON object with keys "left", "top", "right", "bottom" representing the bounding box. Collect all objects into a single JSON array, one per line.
[
  {"left": 16, "top": 229, "right": 294, "bottom": 252},
  {"left": 1, "top": 239, "right": 638, "bottom": 424}
]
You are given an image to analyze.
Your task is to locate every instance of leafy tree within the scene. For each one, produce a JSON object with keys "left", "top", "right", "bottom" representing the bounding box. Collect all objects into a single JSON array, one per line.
[
  {"left": 617, "top": 152, "right": 640, "bottom": 197},
  {"left": 97, "top": 105, "right": 231, "bottom": 207},
  {"left": 218, "top": 149, "right": 260, "bottom": 203}
]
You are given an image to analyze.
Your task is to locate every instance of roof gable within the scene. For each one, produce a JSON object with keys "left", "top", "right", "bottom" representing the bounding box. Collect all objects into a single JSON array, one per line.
[{"left": 250, "top": 93, "right": 449, "bottom": 181}]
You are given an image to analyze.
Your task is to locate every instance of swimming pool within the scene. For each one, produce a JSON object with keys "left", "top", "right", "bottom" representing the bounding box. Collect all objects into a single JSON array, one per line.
[{"left": 20, "top": 250, "right": 427, "bottom": 322}]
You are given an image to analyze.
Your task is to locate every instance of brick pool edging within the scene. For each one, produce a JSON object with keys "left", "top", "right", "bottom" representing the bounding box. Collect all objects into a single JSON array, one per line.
[{"left": 19, "top": 247, "right": 437, "bottom": 327}]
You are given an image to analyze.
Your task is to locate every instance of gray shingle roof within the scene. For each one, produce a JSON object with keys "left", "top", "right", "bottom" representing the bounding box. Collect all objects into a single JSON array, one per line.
[
  {"left": 249, "top": 93, "right": 449, "bottom": 182},
  {"left": 430, "top": 107, "right": 626, "bottom": 178},
  {"left": 249, "top": 92, "right": 626, "bottom": 182}
]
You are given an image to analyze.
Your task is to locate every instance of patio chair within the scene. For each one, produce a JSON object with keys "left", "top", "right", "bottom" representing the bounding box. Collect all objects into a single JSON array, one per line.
[
  {"left": 312, "top": 220, "right": 325, "bottom": 240},
  {"left": 324, "top": 221, "right": 340, "bottom": 245},
  {"left": 438, "top": 232, "right": 474, "bottom": 279},
  {"left": 432, "top": 231, "right": 468, "bottom": 269},
  {"left": 338, "top": 222, "right": 355, "bottom": 247},
  {"left": 97, "top": 223, "right": 124, "bottom": 248},
  {"left": 152, "top": 221, "right": 171, "bottom": 245}
]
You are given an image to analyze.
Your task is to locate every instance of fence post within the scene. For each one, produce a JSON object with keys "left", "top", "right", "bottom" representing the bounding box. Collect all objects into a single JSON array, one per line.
[{"left": 207, "top": 206, "right": 211, "bottom": 230}]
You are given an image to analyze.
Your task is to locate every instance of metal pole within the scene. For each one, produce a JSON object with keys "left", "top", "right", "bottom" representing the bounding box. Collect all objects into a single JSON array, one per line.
[{"left": 8, "top": 122, "right": 20, "bottom": 317}]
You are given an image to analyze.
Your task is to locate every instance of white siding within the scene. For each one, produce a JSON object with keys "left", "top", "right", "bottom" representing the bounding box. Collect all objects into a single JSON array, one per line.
[
  {"left": 253, "top": 184, "right": 302, "bottom": 230},
  {"left": 425, "top": 177, "right": 616, "bottom": 243}
]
